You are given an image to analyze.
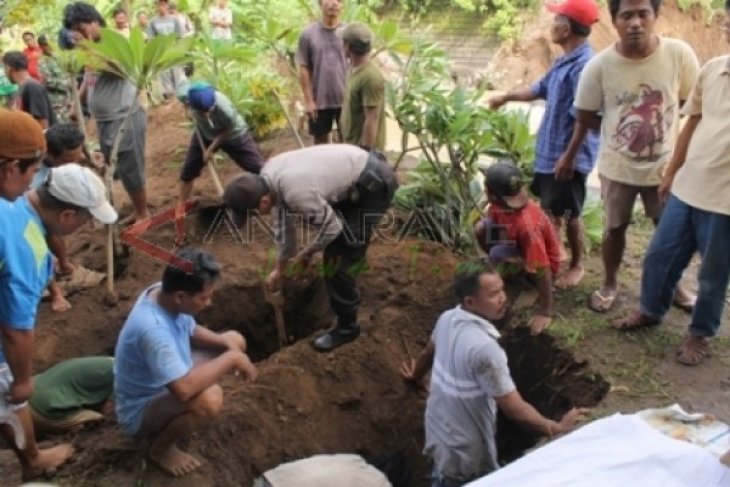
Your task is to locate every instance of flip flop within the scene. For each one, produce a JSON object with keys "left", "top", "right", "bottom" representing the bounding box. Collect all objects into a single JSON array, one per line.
[
  {"left": 588, "top": 289, "right": 617, "bottom": 313},
  {"left": 612, "top": 309, "right": 660, "bottom": 331},
  {"left": 675, "top": 335, "right": 710, "bottom": 366}
]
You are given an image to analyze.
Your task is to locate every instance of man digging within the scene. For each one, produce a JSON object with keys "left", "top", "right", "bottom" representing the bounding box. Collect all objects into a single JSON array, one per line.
[
  {"left": 176, "top": 82, "right": 263, "bottom": 203},
  {"left": 223, "top": 144, "right": 397, "bottom": 352}
]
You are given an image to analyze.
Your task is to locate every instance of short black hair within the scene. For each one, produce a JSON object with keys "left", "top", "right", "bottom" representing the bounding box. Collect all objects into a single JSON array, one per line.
[
  {"left": 567, "top": 18, "right": 591, "bottom": 37},
  {"left": 63, "top": 2, "right": 107, "bottom": 30},
  {"left": 38, "top": 34, "right": 49, "bottom": 45},
  {"left": 346, "top": 39, "right": 371, "bottom": 56},
  {"left": 22, "top": 31, "right": 35, "bottom": 39},
  {"left": 15, "top": 156, "right": 43, "bottom": 174},
  {"left": 2, "top": 51, "right": 28, "bottom": 70},
  {"left": 453, "top": 259, "right": 498, "bottom": 303},
  {"left": 46, "top": 124, "right": 85, "bottom": 157},
  {"left": 112, "top": 7, "right": 127, "bottom": 17},
  {"left": 162, "top": 248, "right": 221, "bottom": 295},
  {"left": 609, "top": 0, "right": 662, "bottom": 19}
]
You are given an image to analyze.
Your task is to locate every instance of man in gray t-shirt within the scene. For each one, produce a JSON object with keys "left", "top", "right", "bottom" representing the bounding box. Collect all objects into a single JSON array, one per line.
[
  {"left": 64, "top": 1, "right": 150, "bottom": 222},
  {"left": 295, "top": 0, "right": 347, "bottom": 145},
  {"left": 148, "top": 0, "right": 186, "bottom": 99},
  {"left": 402, "top": 262, "right": 587, "bottom": 486}
]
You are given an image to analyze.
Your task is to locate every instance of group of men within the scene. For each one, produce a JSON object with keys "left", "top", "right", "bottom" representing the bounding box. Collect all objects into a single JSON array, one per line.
[
  {"left": 478, "top": 0, "right": 730, "bottom": 369},
  {"left": 297, "top": 0, "right": 387, "bottom": 150},
  {"left": 2, "top": 0, "right": 730, "bottom": 484}
]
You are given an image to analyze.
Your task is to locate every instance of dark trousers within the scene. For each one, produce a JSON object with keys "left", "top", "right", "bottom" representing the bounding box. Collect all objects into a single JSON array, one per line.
[
  {"left": 324, "top": 162, "right": 397, "bottom": 323},
  {"left": 180, "top": 131, "right": 263, "bottom": 182}
]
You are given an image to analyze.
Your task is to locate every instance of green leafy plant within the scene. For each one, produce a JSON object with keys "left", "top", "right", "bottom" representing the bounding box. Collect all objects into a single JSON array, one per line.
[{"left": 389, "top": 39, "right": 535, "bottom": 254}]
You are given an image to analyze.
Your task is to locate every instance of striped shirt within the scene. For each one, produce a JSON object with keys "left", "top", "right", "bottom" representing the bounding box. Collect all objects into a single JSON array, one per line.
[{"left": 424, "top": 306, "right": 516, "bottom": 481}]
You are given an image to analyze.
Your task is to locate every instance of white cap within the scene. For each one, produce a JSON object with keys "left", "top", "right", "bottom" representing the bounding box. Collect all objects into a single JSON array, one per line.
[{"left": 47, "top": 164, "right": 118, "bottom": 224}]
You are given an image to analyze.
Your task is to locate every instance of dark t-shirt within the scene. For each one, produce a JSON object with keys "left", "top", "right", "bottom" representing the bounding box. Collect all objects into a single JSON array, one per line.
[
  {"left": 20, "top": 79, "right": 56, "bottom": 126},
  {"left": 295, "top": 22, "right": 347, "bottom": 110},
  {"left": 340, "top": 61, "right": 386, "bottom": 150}
]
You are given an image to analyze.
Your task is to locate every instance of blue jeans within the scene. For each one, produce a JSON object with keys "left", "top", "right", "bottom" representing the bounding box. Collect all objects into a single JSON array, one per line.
[{"left": 640, "top": 194, "right": 730, "bottom": 337}]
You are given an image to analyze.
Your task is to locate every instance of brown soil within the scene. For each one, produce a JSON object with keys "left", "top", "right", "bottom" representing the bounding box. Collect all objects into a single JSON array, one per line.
[
  {"left": 0, "top": 104, "right": 609, "bottom": 486},
  {"left": 489, "top": 1, "right": 727, "bottom": 91}
]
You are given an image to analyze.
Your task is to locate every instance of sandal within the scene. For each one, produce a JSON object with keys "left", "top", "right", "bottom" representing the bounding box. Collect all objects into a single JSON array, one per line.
[
  {"left": 675, "top": 335, "right": 710, "bottom": 366},
  {"left": 588, "top": 289, "right": 617, "bottom": 313},
  {"left": 612, "top": 309, "right": 660, "bottom": 331}
]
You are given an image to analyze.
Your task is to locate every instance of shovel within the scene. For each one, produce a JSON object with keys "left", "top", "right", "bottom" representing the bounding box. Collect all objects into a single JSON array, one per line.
[{"left": 264, "top": 285, "right": 288, "bottom": 348}]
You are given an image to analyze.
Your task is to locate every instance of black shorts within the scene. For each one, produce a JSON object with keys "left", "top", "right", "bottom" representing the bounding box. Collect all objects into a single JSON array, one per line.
[
  {"left": 308, "top": 107, "right": 341, "bottom": 137},
  {"left": 530, "top": 171, "right": 588, "bottom": 219}
]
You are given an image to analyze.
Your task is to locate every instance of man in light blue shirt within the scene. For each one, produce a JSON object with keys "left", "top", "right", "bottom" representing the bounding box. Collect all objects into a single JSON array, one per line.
[{"left": 114, "top": 248, "right": 257, "bottom": 478}]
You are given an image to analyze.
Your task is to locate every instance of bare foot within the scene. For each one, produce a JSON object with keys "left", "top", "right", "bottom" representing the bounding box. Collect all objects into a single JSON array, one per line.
[
  {"left": 556, "top": 265, "right": 585, "bottom": 289},
  {"left": 148, "top": 444, "right": 202, "bottom": 477},
  {"left": 57, "top": 261, "right": 76, "bottom": 276},
  {"left": 23, "top": 443, "right": 75, "bottom": 480},
  {"left": 721, "top": 449, "right": 730, "bottom": 466},
  {"left": 51, "top": 294, "right": 72, "bottom": 313}
]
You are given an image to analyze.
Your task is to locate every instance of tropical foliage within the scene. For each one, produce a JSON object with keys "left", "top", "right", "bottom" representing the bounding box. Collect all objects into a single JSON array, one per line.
[{"left": 388, "top": 40, "right": 536, "bottom": 254}]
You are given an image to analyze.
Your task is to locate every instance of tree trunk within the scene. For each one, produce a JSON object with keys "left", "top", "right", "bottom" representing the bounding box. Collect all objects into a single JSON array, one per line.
[{"left": 105, "top": 90, "right": 140, "bottom": 296}]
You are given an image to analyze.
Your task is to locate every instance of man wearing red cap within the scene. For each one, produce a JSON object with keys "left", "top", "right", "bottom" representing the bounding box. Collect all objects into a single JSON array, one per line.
[
  {"left": 559, "top": 0, "right": 699, "bottom": 314},
  {"left": 490, "top": 0, "right": 600, "bottom": 291}
]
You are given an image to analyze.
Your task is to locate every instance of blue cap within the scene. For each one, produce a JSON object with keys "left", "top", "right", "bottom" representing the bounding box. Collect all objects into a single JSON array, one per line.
[{"left": 188, "top": 83, "right": 216, "bottom": 111}]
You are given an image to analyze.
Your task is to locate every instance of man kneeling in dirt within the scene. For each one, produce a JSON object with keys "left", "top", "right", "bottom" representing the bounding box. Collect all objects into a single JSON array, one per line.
[
  {"left": 474, "top": 162, "right": 561, "bottom": 335},
  {"left": 402, "top": 261, "right": 587, "bottom": 487},
  {"left": 113, "top": 248, "right": 257, "bottom": 477},
  {"left": 224, "top": 144, "right": 397, "bottom": 352}
]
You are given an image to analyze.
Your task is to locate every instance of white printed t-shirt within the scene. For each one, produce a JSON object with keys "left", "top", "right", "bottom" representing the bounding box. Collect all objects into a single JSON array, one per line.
[{"left": 574, "top": 37, "right": 699, "bottom": 186}]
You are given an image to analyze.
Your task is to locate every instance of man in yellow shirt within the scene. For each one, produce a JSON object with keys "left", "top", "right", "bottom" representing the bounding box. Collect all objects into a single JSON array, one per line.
[{"left": 615, "top": 5, "right": 730, "bottom": 365}]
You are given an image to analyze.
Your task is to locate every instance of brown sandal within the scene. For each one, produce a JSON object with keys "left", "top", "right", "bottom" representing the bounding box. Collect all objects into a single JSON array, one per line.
[
  {"left": 612, "top": 309, "right": 660, "bottom": 331},
  {"left": 675, "top": 335, "right": 710, "bottom": 366}
]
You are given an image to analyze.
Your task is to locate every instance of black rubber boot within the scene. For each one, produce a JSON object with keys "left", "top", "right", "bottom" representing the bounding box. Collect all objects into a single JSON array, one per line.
[{"left": 312, "top": 323, "right": 361, "bottom": 352}]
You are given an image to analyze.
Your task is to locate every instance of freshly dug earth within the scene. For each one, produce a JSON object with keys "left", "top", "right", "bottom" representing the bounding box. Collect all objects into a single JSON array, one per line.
[{"left": 0, "top": 104, "right": 610, "bottom": 486}]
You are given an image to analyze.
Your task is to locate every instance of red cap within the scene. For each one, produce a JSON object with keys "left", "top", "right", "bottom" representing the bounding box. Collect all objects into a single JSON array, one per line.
[{"left": 546, "top": 0, "right": 600, "bottom": 27}]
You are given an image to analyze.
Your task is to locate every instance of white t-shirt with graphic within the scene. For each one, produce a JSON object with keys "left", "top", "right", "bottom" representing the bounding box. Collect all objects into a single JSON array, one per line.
[{"left": 575, "top": 37, "right": 699, "bottom": 186}]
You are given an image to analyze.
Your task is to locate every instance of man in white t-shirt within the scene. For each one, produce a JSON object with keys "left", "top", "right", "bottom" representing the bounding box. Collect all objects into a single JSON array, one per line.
[
  {"left": 402, "top": 261, "right": 587, "bottom": 486},
  {"left": 208, "top": 0, "right": 232, "bottom": 40},
  {"left": 557, "top": 0, "right": 699, "bottom": 314}
]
